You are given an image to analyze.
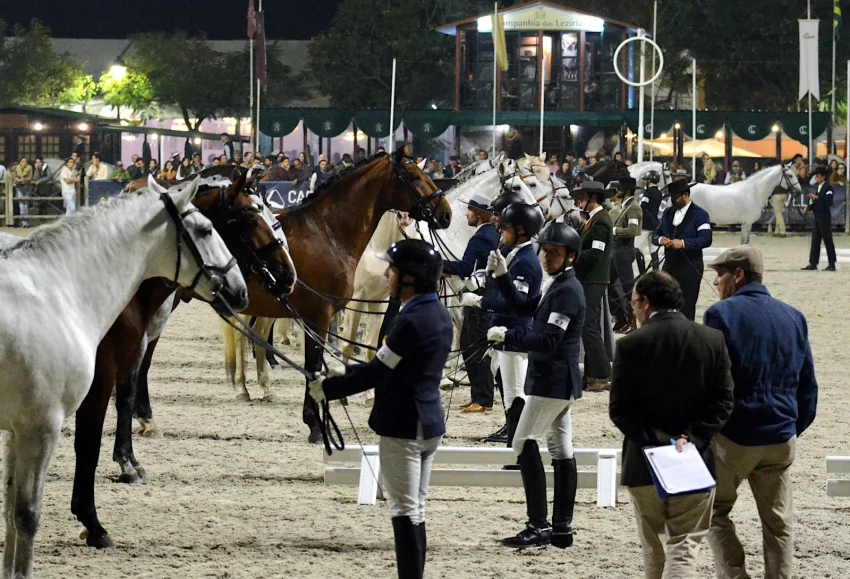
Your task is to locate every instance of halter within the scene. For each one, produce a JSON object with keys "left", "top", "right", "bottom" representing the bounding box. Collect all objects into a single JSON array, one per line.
[
  {"left": 776, "top": 165, "right": 801, "bottom": 196},
  {"left": 159, "top": 193, "right": 238, "bottom": 293},
  {"left": 391, "top": 156, "right": 446, "bottom": 224}
]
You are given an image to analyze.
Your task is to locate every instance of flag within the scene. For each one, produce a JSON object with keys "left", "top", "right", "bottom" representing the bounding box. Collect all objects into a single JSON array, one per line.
[
  {"left": 492, "top": 9, "right": 509, "bottom": 72},
  {"left": 835, "top": 0, "right": 843, "bottom": 41},
  {"left": 247, "top": 0, "right": 256, "bottom": 39},
  {"left": 256, "top": 11, "right": 267, "bottom": 90},
  {"left": 799, "top": 19, "right": 820, "bottom": 100}
]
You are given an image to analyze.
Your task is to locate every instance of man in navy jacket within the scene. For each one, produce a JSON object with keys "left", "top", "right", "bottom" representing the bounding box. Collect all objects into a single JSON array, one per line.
[
  {"left": 704, "top": 246, "right": 817, "bottom": 579},
  {"left": 801, "top": 165, "right": 837, "bottom": 271},
  {"left": 443, "top": 193, "right": 499, "bottom": 410},
  {"left": 652, "top": 180, "right": 712, "bottom": 321}
]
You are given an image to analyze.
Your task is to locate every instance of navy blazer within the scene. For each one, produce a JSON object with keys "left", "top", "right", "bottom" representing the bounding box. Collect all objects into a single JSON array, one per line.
[
  {"left": 481, "top": 243, "right": 542, "bottom": 351},
  {"left": 810, "top": 182, "right": 834, "bottom": 213},
  {"left": 322, "top": 294, "right": 453, "bottom": 440},
  {"left": 641, "top": 186, "right": 662, "bottom": 232},
  {"left": 442, "top": 223, "right": 499, "bottom": 278},
  {"left": 652, "top": 202, "right": 713, "bottom": 265},
  {"left": 497, "top": 269, "right": 585, "bottom": 401},
  {"left": 704, "top": 284, "right": 817, "bottom": 446}
]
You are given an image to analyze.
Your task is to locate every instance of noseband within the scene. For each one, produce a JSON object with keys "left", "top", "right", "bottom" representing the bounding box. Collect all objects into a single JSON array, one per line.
[
  {"left": 159, "top": 193, "right": 237, "bottom": 293},
  {"left": 392, "top": 157, "right": 445, "bottom": 223}
]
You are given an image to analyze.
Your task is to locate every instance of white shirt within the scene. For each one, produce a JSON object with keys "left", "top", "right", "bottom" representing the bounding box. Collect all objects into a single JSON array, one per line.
[
  {"left": 541, "top": 266, "right": 573, "bottom": 298},
  {"left": 672, "top": 201, "right": 692, "bottom": 226},
  {"left": 60, "top": 166, "right": 77, "bottom": 195},
  {"left": 505, "top": 240, "right": 533, "bottom": 266},
  {"left": 588, "top": 205, "right": 603, "bottom": 219}
]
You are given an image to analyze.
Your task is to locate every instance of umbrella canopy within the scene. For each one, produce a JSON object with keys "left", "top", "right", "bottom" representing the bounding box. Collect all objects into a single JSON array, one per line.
[{"left": 648, "top": 138, "right": 759, "bottom": 158}]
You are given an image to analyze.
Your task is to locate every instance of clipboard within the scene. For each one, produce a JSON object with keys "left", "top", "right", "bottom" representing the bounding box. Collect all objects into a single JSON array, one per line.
[{"left": 643, "top": 443, "right": 715, "bottom": 499}]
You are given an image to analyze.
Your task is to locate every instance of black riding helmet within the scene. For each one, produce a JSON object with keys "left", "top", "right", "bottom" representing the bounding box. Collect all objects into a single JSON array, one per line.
[
  {"left": 377, "top": 239, "right": 443, "bottom": 294},
  {"left": 490, "top": 191, "right": 526, "bottom": 217},
  {"left": 500, "top": 203, "right": 544, "bottom": 239},
  {"left": 537, "top": 222, "right": 581, "bottom": 270},
  {"left": 643, "top": 170, "right": 661, "bottom": 185}
]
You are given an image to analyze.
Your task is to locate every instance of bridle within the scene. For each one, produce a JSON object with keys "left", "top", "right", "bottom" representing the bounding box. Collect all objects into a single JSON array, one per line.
[
  {"left": 159, "top": 192, "right": 237, "bottom": 293},
  {"left": 776, "top": 165, "right": 801, "bottom": 196},
  {"left": 391, "top": 156, "right": 446, "bottom": 224}
]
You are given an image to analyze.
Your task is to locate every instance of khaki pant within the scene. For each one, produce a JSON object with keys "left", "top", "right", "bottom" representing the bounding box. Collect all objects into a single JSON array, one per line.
[
  {"left": 709, "top": 434, "right": 796, "bottom": 579},
  {"left": 629, "top": 485, "right": 715, "bottom": 579},
  {"left": 771, "top": 194, "right": 787, "bottom": 235}
]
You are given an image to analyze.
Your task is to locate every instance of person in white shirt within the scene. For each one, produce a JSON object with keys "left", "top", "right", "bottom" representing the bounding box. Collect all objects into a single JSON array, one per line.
[
  {"left": 85, "top": 153, "right": 110, "bottom": 181},
  {"left": 723, "top": 161, "right": 747, "bottom": 185},
  {"left": 60, "top": 157, "right": 80, "bottom": 215}
]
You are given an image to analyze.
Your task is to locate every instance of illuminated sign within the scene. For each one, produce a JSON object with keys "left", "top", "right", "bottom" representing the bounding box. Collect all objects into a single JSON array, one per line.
[{"left": 478, "top": 3, "right": 606, "bottom": 33}]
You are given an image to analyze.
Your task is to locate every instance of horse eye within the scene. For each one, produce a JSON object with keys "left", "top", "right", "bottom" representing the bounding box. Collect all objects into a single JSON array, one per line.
[{"left": 199, "top": 227, "right": 213, "bottom": 237}]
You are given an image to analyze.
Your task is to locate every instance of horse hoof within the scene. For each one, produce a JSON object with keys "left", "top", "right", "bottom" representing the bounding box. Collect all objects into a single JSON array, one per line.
[
  {"left": 118, "top": 471, "right": 143, "bottom": 485},
  {"left": 260, "top": 394, "right": 278, "bottom": 403},
  {"left": 86, "top": 532, "right": 115, "bottom": 550},
  {"left": 137, "top": 418, "right": 163, "bottom": 438},
  {"left": 134, "top": 465, "right": 147, "bottom": 482},
  {"left": 235, "top": 392, "right": 251, "bottom": 402},
  {"left": 307, "top": 428, "right": 323, "bottom": 444}
]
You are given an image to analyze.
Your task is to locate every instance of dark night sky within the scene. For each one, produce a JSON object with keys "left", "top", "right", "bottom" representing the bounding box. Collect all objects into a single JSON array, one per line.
[{"left": 1, "top": 0, "right": 344, "bottom": 39}]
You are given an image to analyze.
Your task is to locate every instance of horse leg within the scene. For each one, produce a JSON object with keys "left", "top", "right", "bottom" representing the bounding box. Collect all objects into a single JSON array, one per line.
[
  {"left": 741, "top": 222, "right": 752, "bottom": 245},
  {"left": 71, "top": 368, "right": 115, "bottom": 549},
  {"left": 254, "top": 318, "right": 276, "bottom": 401},
  {"left": 3, "top": 432, "right": 17, "bottom": 575},
  {"left": 341, "top": 306, "right": 363, "bottom": 363},
  {"left": 10, "top": 424, "right": 60, "bottom": 579},
  {"left": 113, "top": 354, "right": 146, "bottom": 484},
  {"left": 134, "top": 336, "right": 161, "bottom": 438}
]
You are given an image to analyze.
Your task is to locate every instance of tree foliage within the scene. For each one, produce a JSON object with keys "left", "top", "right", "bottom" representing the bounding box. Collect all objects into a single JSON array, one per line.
[
  {"left": 99, "top": 68, "right": 156, "bottom": 120},
  {"left": 58, "top": 73, "right": 97, "bottom": 110},
  {"left": 305, "top": 0, "right": 493, "bottom": 109},
  {"left": 0, "top": 19, "right": 85, "bottom": 107}
]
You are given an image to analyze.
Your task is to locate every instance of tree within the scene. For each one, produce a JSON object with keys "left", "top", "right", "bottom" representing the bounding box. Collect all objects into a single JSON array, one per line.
[
  {"left": 0, "top": 19, "right": 84, "bottom": 107},
  {"left": 304, "top": 0, "right": 492, "bottom": 109},
  {"left": 99, "top": 68, "right": 156, "bottom": 120},
  {"left": 58, "top": 73, "right": 97, "bottom": 110}
]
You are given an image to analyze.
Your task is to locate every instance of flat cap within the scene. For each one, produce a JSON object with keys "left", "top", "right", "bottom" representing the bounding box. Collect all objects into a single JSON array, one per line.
[{"left": 708, "top": 245, "right": 764, "bottom": 275}]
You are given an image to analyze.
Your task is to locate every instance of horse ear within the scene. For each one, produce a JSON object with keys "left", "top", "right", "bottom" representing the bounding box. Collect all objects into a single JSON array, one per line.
[
  {"left": 227, "top": 168, "right": 248, "bottom": 203},
  {"left": 393, "top": 146, "right": 407, "bottom": 166},
  {"left": 498, "top": 162, "right": 505, "bottom": 176},
  {"left": 539, "top": 153, "right": 546, "bottom": 162},
  {"left": 170, "top": 178, "right": 200, "bottom": 213},
  {"left": 417, "top": 158, "right": 427, "bottom": 170},
  {"left": 147, "top": 174, "right": 168, "bottom": 194}
]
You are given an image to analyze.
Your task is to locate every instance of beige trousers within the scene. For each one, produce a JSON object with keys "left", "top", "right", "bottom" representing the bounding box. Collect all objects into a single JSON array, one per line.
[
  {"left": 629, "top": 485, "right": 715, "bottom": 579},
  {"left": 708, "top": 434, "right": 796, "bottom": 579},
  {"left": 771, "top": 194, "right": 787, "bottom": 235}
]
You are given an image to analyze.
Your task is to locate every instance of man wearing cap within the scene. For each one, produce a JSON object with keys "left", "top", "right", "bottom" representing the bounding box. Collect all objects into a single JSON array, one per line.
[
  {"left": 652, "top": 180, "right": 712, "bottom": 321},
  {"left": 638, "top": 170, "right": 663, "bottom": 273},
  {"left": 801, "top": 165, "right": 837, "bottom": 271},
  {"left": 444, "top": 193, "right": 499, "bottom": 412},
  {"left": 724, "top": 160, "right": 747, "bottom": 184},
  {"left": 572, "top": 180, "right": 615, "bottom": 392},
  {"left": 609, "top": 177, "right": 643, "bottom": 333},
  {"left": 704, "top": 246, "right": 818, "bottom": 579}
]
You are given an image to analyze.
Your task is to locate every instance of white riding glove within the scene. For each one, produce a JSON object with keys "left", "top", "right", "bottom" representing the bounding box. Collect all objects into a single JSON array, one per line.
[
  {"left": 464, "top": 269, "right": 489, "bottom": 291},
  {"left": 486, "top": 250, "right": 508, "bottom": 278},
  {"left": 308, "top": 372, "right": 327, "bottom": 403},
  {"left": 487, "top": 326, "right": 507, "bottom": 344},
  {"left": 460, "top": 293, "right": 483, "bottom": 308}
]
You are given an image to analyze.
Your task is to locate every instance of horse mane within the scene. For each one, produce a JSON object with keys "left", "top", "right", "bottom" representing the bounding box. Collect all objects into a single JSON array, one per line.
[
  {"left": 586, "top": 159, "right": 629, "bottom": 179},
  {"left": 282, "top": 154, "right": 388, "bottom": 216},
  {"left": 1, "top": 193, "right": 141, "bottom": 258}
]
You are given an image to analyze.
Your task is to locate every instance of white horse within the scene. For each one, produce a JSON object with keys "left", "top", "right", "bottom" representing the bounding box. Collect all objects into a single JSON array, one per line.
[
  {"left": 0, "top": 178, "right": 246, "bottom": 579},
  {"left": 628, "top": 160, "right": 672, "bottom": 190},
  {"left": 689, "top": 164, "right": 801, "bottom": 244}
]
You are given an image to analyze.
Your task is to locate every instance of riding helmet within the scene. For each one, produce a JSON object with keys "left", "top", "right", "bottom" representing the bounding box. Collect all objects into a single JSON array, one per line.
[
  {"left": 377, "top": 239, "right": 443, "bottom": 293},
  {"left": 500, "top": 203, "right": 544, "bottom": 238},
  {"left": 490, "top": 191, "right": 526, "bottom": 216},
  {"left": 537, "top": 222, "right": 582, "bottom": 264},
  {"left": 643, "top": 170, "right": 661, "bottom": 184}
]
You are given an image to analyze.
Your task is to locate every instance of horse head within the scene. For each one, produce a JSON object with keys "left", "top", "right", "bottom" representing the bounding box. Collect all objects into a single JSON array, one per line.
[
  {"left": 780, "top": 164, "right": 802, "bottom": 194},
  {"left": 389, "top": 146, "right": 452, "bottom": 230}
]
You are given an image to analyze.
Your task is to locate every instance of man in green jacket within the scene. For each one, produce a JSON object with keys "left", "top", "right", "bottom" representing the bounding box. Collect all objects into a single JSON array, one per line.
[
  {"left": 609, "top": 177, "right": 643, "bottom": 334},
  {"left": 572, "top": 180, "right": 615, "bottom": 392}
]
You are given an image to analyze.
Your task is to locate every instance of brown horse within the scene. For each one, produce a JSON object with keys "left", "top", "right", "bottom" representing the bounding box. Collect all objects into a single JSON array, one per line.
[
  {"left": 71, "top": 170, "right": 296, "bottom": 549},
  {"left": 130, "top": 147, "right": 451, "bottom": 454},
  {"left": 584, "top": 159, "right": 630, "bottom": 186}
]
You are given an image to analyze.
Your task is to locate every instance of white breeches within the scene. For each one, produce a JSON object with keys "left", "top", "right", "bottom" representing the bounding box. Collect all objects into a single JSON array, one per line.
[
  {"left": 379, "top": 434, "right": 442, "bottom": 524},
  {"left": 512, "top": 395, "right": 574, "bottom": 460},
  {"left": 496, "top": 350, "right": 528, "bottom": 410}
]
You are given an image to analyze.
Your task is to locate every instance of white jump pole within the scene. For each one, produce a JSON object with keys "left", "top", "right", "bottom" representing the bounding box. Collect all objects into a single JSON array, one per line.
[
  {"left": 808, "top": 0, "right": 814, "bottom": 167},
  {"left": 692, "top": 58, "right": 697, "bottom": 175},
  {"left": 539, "top": 54, "right": 545, "bottom": 157},
  {"left": 492, "top": 2, "right": 498, "bottom": 158},
  {"left": 637, "top": 29, "right": 646, "bottom": 162},
  {"left": 389, "top": 58, "right": 397, "bottom": 151},
  {"left": 649, "top": 0, "right": 657, "bottom": 162}
]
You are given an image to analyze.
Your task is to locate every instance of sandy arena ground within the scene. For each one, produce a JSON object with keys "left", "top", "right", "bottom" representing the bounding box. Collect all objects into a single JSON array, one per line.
[{"left": 2, "top": 231, "right": 850, "bottom": 578}]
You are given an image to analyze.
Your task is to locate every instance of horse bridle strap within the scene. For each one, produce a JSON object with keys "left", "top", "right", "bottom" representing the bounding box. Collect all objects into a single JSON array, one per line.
[
  {"left": 392, "top": 157, "right": 445, "bottom": 219},
  {"left": 160, "top": 193, "right": 237, "bottom": 292}
]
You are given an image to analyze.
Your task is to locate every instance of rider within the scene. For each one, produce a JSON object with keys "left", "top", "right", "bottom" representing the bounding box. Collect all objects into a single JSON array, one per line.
[
  {"left": 638, "top": 170, "right": 663, "bottom": 272},
  {"left": 460, "top": 203, "right": 544, "bottom": 454},
  {"left": 308, "top": 239, "right": 452, "bottom": 579},
  {"left": 485, "top": 222, "right": 585, "bottom": 549},
  {"left": 444, "top": 193, "right": 499, "bottom": 413},
  {"left": 608, "top": 177, "right": 642, "bottom": 334}
]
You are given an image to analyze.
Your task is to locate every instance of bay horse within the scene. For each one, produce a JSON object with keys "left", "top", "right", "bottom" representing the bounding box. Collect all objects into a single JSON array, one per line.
[
  {"left": 136, "top": 147, "right": 451, "bottom": 448},
  {"left": 0, "top": 180, "right": 247, "bottom": 577},
  {"left": 585, "top": 159, "right": 630, "bottom": 186},
  {"left": 69, "top": 170, "right": 297, "bottom": 550}
]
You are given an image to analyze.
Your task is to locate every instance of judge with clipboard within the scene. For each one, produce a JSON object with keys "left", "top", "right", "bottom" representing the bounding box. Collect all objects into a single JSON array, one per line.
[{"left": 609, "top": 271, "right": 734, "bottom": 579}]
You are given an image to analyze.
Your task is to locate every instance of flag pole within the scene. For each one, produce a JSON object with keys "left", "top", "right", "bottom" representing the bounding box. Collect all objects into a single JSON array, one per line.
[
  {"left": 539, "top": 53, "right": 545, "bottom": 157},
  {"left": 692, "top": 58, "right": 697, "bottom": 176},
  {"left": 637, "top": 29, "right": 646, "bottom": 162},
  {"left": 808, "top": 1, "right": 813, "bottom": 167},
  {"left": 249, "top": 39, "right": 254, "bottom": 154},
  {"left": 649, "top": 0, "right": 657, "bottom": 162},
  {"left": 832, "top": 26, "right": 837, "bottom": 125},
  {"left": 492, "top": 2, "right": 498, "bottom": 158},
  {"left": 389, "top": 58, "right": 397, "bottom": 151}
]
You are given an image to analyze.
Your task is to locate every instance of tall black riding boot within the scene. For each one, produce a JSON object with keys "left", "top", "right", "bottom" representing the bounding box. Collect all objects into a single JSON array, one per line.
[
  {"left": 391, "top": 516, "right": 422, "bottom": 579},
  {"left": 501, "top": 440, "right": 551, "bottom": 548},
  {"left": 415, "top": 523, "right": 427, "bottom": 576},
  {"left": 502, "top": 398, "right": 525, "bottom": 469},
  {"left": 551, "top": 458, "right": 578, "bottom": 548}
]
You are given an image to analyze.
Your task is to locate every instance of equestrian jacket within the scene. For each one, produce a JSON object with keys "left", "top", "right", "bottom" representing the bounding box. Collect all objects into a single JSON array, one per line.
[
  {"left": 497, "top": 268, "right": 585, "bottom": 400},
  {"left": 574, "top": 209, "right": 614, "bottom": 284},
  {"left": 322, "top": 293, "right": 453, "bottom": 440},
  {"left": 610, "top": 311, "right": 735, "bottom": 488},
  {"left": 652, "top": 202, "right": 712, "bottom": 267},
  {"left": 810, "top": 183, "right": 834, "bottom": 213},
  {"left": 611, "top": 196, "right": 643, "bottom": 248},
  {"left": 704, "top": 284, "right": 817, "bottom": 446},
  {"left": 442, "top": 223, "right": 499, "bottom": 278},
  {"left": 481, "top": 242, "right": 542, "bottom": 352},
  {"left": 641, "top": 186, "right": 662, "bottom": 231}
]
